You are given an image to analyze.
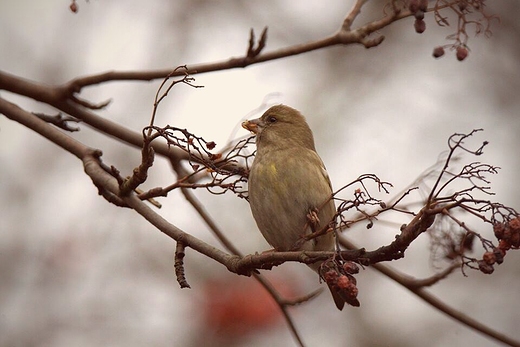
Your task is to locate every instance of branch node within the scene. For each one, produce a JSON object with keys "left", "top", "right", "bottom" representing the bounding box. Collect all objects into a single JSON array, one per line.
[
  {"left": 33, "top": 112, "right": 80, "bottom": 132},
  {"left": 361, "top": 35, "right": 385, "bottom": 48}
]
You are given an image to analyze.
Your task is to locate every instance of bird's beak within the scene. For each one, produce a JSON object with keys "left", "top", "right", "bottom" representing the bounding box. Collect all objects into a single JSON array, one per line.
[{"left": 242, "top": 118, "right": 262, "bottom": 134}]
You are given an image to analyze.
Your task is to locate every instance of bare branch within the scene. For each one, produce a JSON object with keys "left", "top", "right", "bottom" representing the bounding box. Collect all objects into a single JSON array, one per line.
[{"left": 341, "top": 238, "right": 520, "bottom": 347}]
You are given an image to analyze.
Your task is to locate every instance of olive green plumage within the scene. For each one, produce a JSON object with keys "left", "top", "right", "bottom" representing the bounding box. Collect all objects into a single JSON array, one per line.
[{"left": 242, "top": 104, "right": 345, "bottom": 310}]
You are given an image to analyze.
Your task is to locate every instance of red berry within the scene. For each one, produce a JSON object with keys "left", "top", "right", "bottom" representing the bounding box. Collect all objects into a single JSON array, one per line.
[
  {"left": 336, "top": 275, "right": 350, "bottom": 289},
  {"left": 493, "top": 248, "right": 505, "bottom": 264},
  {"left": 343, "top": 262, "right": 360, "bottom": 274},
  {"left": 70, "top": 1, "right": 78, "bottom": 13},
  {"left": 409, "top": 0, "right": 419, "bottom": 13},
  {"left": 414, "top": 19, "right": 426, "bottom": 34},
  {"left": 482, "top": 251, "right": 496, "bottom": 265},
  {"left": 324, "top": 270, "right": 338, "bottom": 283},
  {"left": 456, "top": 47, "right": 468, "bottom": 61},
  {"left": 433, "top": 46, "right": 445, "bottom": 58},
  {"left": 494, "top": 222, "right": 505, "bottom": 239},
  {"left": 498, "top": 239, "right": 511, "bottom": 251},
  {"left": 478, "top": 260, "right": 494, "bottom": 274},
  {"left": 508, "top": 217, "right": 520, "bottom": 231}
]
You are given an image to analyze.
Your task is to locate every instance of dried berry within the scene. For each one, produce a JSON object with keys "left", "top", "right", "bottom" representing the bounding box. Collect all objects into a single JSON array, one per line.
[
  {"left": 478, "top": 260, "right": 494, "bottom": 274},
  {"left": 343, "top": 262, "right": 360, "bottom": 274},
  {"left": 414, "top": 10, "right": 425, "bottom": 20},
  {"left": 482, "top": 251, "right": 496, "bottom": 265},
  {"left": 433, "top": 46, "right": 445, "bottom": 58},
  {"left": 509, "top": 217, "right": 520, "bottom": 231},
  {"left": 498, "top": 239, "right": 511, "bottom": 251},
  {"left": 503, "top": 226, "right": 512, "bottom": 241},
  {"left": 336, "top": 275, "right": 351, "bottom": 289},
  {"left": 510, "top": 231, "right": 520, "bottom": 248},
  {"left": 409, "top": 0, "right": 419, "bottom": 13},
  {"left": 70, "top": 1, "right": 78, "bottom": 13},
  {"left": 493, "top": 222, "right": 505, "bottom": 239},
  {"left": 493, "top": 248, "right": 505, "bottom": 264},
  {"left": 418, "top": 0, "right": 428, "bottom": 11},
  {"left": 323, "top": 270, "right": 338, "bottom": 283},
  {"left": 414, "top": 19, "right": 426, "bottom": 34},
  {"left": 456, "top": 47, "right": 468, "bottom": 61}
]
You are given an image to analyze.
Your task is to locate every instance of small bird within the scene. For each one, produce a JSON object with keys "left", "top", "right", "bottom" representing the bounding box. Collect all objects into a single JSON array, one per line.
[{"left": 242, "top": 104, "right": 347, "bottom": 310}]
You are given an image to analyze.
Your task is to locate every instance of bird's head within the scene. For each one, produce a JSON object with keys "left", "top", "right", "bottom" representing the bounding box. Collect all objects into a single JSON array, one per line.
[{"left": 242, "top": 105, "right": 316, "bottom": 152}]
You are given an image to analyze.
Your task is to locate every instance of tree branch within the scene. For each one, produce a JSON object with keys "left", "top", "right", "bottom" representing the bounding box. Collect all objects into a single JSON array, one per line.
[{"left": 341, "top": 239, "right": 520, "bottom": 347}]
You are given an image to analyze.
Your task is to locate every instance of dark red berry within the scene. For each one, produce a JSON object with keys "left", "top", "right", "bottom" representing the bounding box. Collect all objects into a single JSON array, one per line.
[
  {"left": 478, "top": 260, "right": 494, "bottom": 274},
  {"left": 70, "top": 1, "right": 78, "bottom": 12},
  {"left": 343, "top": 262, "right": 360, "bottom": 274},
  {"left": 482, "top": 251, "right": 496, "bottom": 265},
  {"left": 414, "top": 19, "right": 426, "bottom": 34},
  {"left": 456, "top": 47, "right": 468, "bottom": 61},
  {"left": 409, "top": 0, "right": 419, "bottom": 13},
  {"left": 336, "top": 275, "right": 350, "bottom": 289},
  {"left": 493, "top": 248, "right": 505, "bottom": 264},
  {"left": 433, "top": 46, "right": 445, "bottom": 58}
]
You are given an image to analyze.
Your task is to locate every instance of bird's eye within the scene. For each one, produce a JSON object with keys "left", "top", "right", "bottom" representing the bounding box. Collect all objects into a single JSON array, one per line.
[{"left": 268, "top": 116, "right": 277, "bottom": 123}]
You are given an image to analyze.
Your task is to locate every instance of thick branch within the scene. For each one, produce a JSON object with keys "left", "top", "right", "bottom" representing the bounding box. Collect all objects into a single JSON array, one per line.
[{"left": 0, "top": 5, "right": 420, "bottom": 97}]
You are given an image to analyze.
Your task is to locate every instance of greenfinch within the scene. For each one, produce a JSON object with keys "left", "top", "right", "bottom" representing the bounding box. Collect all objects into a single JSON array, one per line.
[{"left": 242, "top": 104, "right": 347, "bottom": 310}]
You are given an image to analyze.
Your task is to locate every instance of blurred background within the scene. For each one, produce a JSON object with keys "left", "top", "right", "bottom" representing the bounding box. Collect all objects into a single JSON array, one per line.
[{"left": 1, "top": 1, "right": 519, "bottom": 346}]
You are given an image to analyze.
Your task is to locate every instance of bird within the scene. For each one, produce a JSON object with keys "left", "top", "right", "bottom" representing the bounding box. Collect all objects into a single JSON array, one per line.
[{"left": 242, "top": 104, "right": 349, "bottom": 310}]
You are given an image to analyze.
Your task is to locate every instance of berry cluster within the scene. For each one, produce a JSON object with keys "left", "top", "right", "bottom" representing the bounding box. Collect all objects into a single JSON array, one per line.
[
  {"left": 321, "top": 260, "right": 360, "bottom": 307},
  {"left": 407, "top": 0, "right": 495, "bottom": 61},
  {"left": 494, "top": 217, "right": 520, "bottom": 249},
  {"left": 432, "top": 46, "right": 469, "bottom": 61},
  {"left": 477, "top": 218, "right": 520, "bottom": 274},
  {"left": 409, "top": 0, "right": 428, "bottom": 34}
]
